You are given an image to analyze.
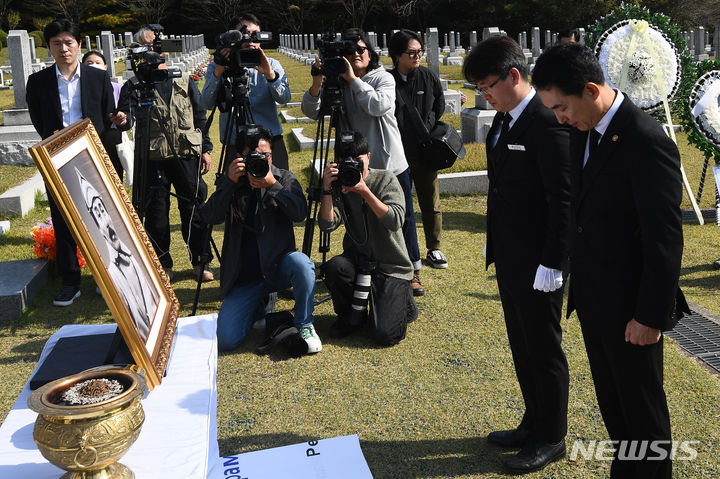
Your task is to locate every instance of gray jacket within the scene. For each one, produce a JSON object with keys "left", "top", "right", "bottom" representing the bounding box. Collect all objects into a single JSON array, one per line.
[{"left": 301, "top": 67, "right": 409, "bottom": 175}]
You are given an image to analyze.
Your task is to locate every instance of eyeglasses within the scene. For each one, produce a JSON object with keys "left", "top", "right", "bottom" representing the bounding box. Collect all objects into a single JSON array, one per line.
[
  {"left": 353, "top": 46, "right": 368, "bottom": 55},
  {"left": 404, "top": 49, "right": 424, "bottom": 58},
  {"left": 477, "top": 72, "right": 507, "bottom": 96}
]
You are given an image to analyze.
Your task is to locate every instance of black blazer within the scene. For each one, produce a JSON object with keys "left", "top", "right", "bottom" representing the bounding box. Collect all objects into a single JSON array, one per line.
[
  {"left": 26, "top": 63, "right": 114, "bottom": 140},
  {"left": 567, "top": 96, "right": 685, "bottom": 335},
  {"left": 485, "top": 93, "right": 572, "bottom": 276}
]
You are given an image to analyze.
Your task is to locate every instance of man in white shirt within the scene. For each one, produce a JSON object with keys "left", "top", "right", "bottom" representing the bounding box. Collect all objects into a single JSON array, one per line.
[
  {"left": 462, "top": 36, "right": 572, "bottom": 473},
  {"left": 26, "top": 18, "right": 115, "bottom": 306}
]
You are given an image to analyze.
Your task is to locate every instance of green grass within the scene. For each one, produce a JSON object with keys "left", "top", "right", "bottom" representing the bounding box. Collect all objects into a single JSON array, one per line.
[
  {"left": 0, "top": 165, "right": 35, "bottom": 197},
  {"left": 0, "top": 50, "right": 719, "bottom": 478}
]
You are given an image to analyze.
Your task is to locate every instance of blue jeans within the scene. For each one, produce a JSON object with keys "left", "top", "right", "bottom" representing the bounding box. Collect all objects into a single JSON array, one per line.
[
  {"left": 216, "top": 251, "right": 316, "bottom": 351},
  {"left": 396, "top": 169, "right": 421, "bottom": 269}
]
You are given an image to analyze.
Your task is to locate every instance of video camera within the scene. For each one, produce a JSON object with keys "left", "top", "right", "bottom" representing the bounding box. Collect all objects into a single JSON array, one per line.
[
  {"left": 216, "top": 25, "right": 272, "bottom": 71},
  {"left": 315, "top": 32, "right": 360, "bottom": 84},
  {"left": 148, "top": 24, "right": 183, "bottom": 54},
  {"left": 127, "top": 24, "right": 182, "bottom": 85}
]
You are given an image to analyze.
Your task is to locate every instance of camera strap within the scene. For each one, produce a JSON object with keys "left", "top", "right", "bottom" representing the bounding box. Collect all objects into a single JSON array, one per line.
[
  {"left": 395, "top": 84, "right": 432, "bottom": 144},
  {"left": 334, "top": 193, "right": 369, "bottom": 247}
]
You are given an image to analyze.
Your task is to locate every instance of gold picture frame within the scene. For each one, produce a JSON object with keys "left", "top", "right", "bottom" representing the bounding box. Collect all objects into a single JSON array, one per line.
[{"left": 29, "top": 119, "right": 179, "bottom": 389}]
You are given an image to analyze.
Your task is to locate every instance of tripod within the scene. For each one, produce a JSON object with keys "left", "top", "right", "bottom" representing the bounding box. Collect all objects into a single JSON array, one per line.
[
  {"left": 301, "top": 80, "right": 349, "bottom": 273},
  {"left": 189, "top": 68, "right": 257, "bottom": 315},
  {"left": 128, "top": 78, "right": 220, "bottom": 315}
]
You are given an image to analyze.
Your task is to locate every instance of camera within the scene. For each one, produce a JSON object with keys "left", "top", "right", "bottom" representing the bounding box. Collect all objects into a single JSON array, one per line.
[
  {"left": 244, "top": 150, "right": 270, "bottom": 178},
  {"left": 316, "top": 32, "right": 359, "bottom": 84},
  {"left": 334, "top": 156, "right": 363, "bottom": 188},
  {"left": 127, "top": 45, "right": 182, "bottom": 84},
  {"left": 148, "top": 24, "right": 183, "bottom": 54},
  {"left": 216, "top": 25, "right": 272, "bottom": 70}
]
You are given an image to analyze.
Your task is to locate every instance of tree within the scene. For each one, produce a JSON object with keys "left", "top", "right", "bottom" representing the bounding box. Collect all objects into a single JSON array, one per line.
[
  {"left": 7, "top": 9, "right": 19, "bottom": 29},
  {"left": 33, "top": 16, "right": 53, "bottom": 32},
  {"left": 118, "top": 0, "right": 172, "bottom": 25},
  {"left": 340, "top": 0, "right": 379, "bottom": 29}
]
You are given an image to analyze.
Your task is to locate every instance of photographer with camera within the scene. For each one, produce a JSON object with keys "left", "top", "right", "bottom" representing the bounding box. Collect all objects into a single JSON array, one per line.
[
  {"left": 302, "top": 28, "right": 425, "bottom": 297},
  {"left": 201, "top": 126, "right": 321, "bottom": 353},
  {"left": 112, "top": 25, "right": 214, "bottom": 282},
  {"left": 201, "top": 14, "right": 290, "bottom": 170},
  {"left": 319, "top": 131, "right": 418, "bottom": 345}
]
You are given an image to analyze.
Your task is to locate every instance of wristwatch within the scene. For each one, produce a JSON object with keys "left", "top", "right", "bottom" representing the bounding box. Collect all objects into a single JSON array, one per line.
[{"left": 322, "top": 189, "right": 333, "bottom": 195}]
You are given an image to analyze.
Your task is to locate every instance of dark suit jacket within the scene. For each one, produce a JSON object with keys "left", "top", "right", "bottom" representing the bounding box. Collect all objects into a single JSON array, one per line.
[
  {"left": 567, "top": 96, "right": 684, "bottom": 336},
  {"left": 26, "top": 63, "right": 114, "bottom": 140},
  {"left": 485, "top": 93, "right": 572, "bottom": 278}
]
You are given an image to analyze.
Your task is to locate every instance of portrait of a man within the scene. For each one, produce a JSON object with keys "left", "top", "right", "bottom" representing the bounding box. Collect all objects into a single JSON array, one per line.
[{"left": 74, "top": 166, "right": 158, "bottom": 341}]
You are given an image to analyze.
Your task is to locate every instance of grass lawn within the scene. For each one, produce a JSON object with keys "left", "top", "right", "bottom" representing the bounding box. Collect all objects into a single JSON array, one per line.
[
  {"left": 0, "top": 165, "right": 35, "bottom": 198},
  {"left": 0, "top": 50, "right": 718, "bottom": 478}
]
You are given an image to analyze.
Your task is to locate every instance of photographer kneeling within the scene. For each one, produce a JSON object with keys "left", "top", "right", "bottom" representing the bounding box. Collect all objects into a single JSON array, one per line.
[
  {"left": 201, "top": 127, "right": 321, "bottom": 353},
  {"left": 319, "top": 132, "right": 418, "bottom": 345}
]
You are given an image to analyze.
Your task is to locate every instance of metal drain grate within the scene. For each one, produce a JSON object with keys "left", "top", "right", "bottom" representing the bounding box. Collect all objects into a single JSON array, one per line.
[{"left": 667, "top": 310, "right": 720, "bottom": 374}]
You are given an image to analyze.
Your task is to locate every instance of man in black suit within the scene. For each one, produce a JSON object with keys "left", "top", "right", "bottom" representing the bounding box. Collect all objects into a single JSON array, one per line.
[
  {"left": 26, "top": 18, "right": 115, "bottom": 306},
  {"left": 463, "top": 36, "right": 572, "bottom": 473},
  {"left": 533, "top": 43, "right": 686, "bottom": 478}
]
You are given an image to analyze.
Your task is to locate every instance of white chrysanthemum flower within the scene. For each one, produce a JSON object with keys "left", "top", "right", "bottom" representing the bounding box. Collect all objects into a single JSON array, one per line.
[
  {"left": 690, "top": 73, "right": 720, "bottom": 147},
  {"left": 595, "top": 20, "right": 680, "bottom": 111}
]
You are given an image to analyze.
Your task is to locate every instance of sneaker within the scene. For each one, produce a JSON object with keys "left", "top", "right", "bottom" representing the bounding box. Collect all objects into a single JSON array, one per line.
[
  {"left": 299, "top": 324, "right": 322, "bottom": 353},
  {"left": 193, "top": 265, "right": 214, "bottom": 282},
  {"left": 53, "top": 285, "right": 81, "bottom": 307},
  {"left": 412, "top": 270, "right": 425, "bottom": 296},
  {"left": 426, "top": 249, "right": 448, "bottom": 269}
]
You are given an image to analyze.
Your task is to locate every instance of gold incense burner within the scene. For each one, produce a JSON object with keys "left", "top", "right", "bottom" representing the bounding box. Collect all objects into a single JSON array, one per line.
[{"left": 27, "top": 365, "right": 146, "bottom": 479}]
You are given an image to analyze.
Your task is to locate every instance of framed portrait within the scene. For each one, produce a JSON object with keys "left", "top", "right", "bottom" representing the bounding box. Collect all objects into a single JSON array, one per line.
[{"left": 28, "top": 119, "right": 179, "bottom": 389}]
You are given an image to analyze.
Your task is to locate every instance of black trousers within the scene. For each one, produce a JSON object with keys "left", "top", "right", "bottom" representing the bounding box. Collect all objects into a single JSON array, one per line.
[
  {"left": 496, "top": 264, "right": 569, "bottom": 444},
  {"left": 47, "top": 190, "right": 81, "bottom": 287},
  {"left": 101, "top": 128, "right": 124, "bottom": 181},
  {"left": 144, "top": 156, "right": 211, "bottom": 269},
  {"left": 324, "top": 254, "right": 416, "bottom": 345},
  {"left": 581, "top": 327, "right": 672, "bottom": 479}
]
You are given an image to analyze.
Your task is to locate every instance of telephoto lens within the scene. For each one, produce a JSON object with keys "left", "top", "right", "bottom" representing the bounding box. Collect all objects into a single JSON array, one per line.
[{"left": 349, "top": 259, "right": 375, "bottom": 326}]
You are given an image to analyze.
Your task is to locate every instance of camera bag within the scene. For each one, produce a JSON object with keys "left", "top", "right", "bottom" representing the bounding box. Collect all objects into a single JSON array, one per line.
[{"left": 396, "top": 87, "right": 466, "bottom": 171}]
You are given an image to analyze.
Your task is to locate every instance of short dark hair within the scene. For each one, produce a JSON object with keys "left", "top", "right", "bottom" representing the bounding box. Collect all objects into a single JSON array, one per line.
[
  {"left": 532, "top": 43, "right": 605, "bottom": 96},
  {"left": 388, "top": 29, "right": 423, "bottom": 64},
  {"left": 243, "top": 125, "right": 273, "bottom": 149},
  {"left": 463, "top": 35, "right": 528, "bottom": 83},
  {"left": 558, "top": 29, "right": 579, "bottom": 41},
  {"left": 342, "top": 28, "right": 380, "bottom": 72},
  {"left": 44, "top": 18, "right": 80, "bottom": 45},
  {"left": 335, "top": 131, "right": 370, "bottom": 159},
  {"left": 231, "top": 13, "right": 261, "bottom": 30},
  {"left": 82, "top": 50, "right": 106, "bottom": 64}
]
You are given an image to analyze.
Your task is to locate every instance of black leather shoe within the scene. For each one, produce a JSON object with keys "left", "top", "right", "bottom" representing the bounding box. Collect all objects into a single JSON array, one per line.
[
  {"left": 487, "top": 428, "right": 531, "bottom": 447},
  {"left": 504, "top": 440, "right": 566, "bottom": 473},
  {"left": 713, "top": 258, "right": 720, "bottom": 270}
]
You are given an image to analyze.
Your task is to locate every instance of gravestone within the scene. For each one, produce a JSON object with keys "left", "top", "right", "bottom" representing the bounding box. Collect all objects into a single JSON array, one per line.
[
  {"left": 470, "top": 31, "right": 477, "bottom": 48},
  {"left": 442, "top": 33, "right": 450, "bottom": 53},
  {"left": 124, "top": 32, "right": 133, "bottom": 46},
  {"left": 95, "top": 35, "right": 101, "bottom": 50},
  {"left": 426, "top": 27, "right": 440, "bottom": 77},
  {"left": 85, "top": 36, "right": 92, "bottom": 52},
  {"left": 545, "top": 30, "right": 551, "bottom": 47},
  {"left": 552, "top": 33, "right": 558, "bottom": 44},
  {"left": 382, "top": 33, "right": 387, "bottom": 48},
  {"left": 482, "top": 27, "right": 500, "bottom": 40},
  {"left": 309, "top": 34, "right": 315, "bottom": 54},
  {"left": 696, "top": 27, "right": 708, "bottom": 60},
  {"left": 100, "top": 31, "right": 116, "bottom": 77},
  {"left": 449, "top": 30, "right": 455, "bottom": 52},
  {"left": 577, "top": 27, "right": 585, "bottom": 44},
  {"left": 8, "top": 31, "right": 31, "bottom": 110},
  {"left": 531, "top": 27, "right": 541, "bottom": 57},
  {"left": 28, "top": 37, "right": 36, "bottom": 63},
  {"left": 715, "top": 22, "right": 720, "bottom": 59}
]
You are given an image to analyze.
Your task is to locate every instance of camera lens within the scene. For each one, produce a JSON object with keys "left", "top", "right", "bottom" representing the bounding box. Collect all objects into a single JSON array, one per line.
[{"left": 245, "top": 152, "right": 270, "bottom": 178}]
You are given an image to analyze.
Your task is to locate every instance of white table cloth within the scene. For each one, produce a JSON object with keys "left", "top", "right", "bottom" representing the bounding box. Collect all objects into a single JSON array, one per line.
[{"left": 0, "top": 314, "right": 219, "bottom": 478}]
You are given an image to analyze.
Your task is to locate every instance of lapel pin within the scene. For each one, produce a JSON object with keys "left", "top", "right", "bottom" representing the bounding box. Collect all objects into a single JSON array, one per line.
[{"left": 611, "top": 134, "right": 619, "bottom": 142}]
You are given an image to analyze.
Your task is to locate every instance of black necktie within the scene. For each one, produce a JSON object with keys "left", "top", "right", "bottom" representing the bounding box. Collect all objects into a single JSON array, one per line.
[
  {"left": 492, "top": 112, "right": 512, "bottom": 150},
  {"left": 588, "top": 128, "right": 601, "bottom": 160}
]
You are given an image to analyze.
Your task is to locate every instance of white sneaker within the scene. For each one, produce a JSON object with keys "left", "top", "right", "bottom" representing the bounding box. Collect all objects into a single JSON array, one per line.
[
  {"left": 426, "top": 249, "right": 448, "bottom": 269},
  {"left": 299, "top": 324, "right": 322, "bottom": 353}
]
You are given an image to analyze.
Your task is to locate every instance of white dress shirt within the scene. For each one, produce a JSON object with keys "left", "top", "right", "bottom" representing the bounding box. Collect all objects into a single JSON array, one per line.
[{"left": 56, "top": 64, "right": 82, "bottom": 127}]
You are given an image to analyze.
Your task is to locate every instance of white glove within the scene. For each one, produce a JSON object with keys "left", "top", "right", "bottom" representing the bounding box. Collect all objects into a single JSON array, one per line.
[{"left": 532, "top": 264, "right": 563, "bottom": 292}]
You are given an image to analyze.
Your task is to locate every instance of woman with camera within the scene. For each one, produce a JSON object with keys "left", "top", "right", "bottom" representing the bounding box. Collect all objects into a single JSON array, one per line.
[{"left": 302, "top": 28, "right": 425, "bottom": 296}]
